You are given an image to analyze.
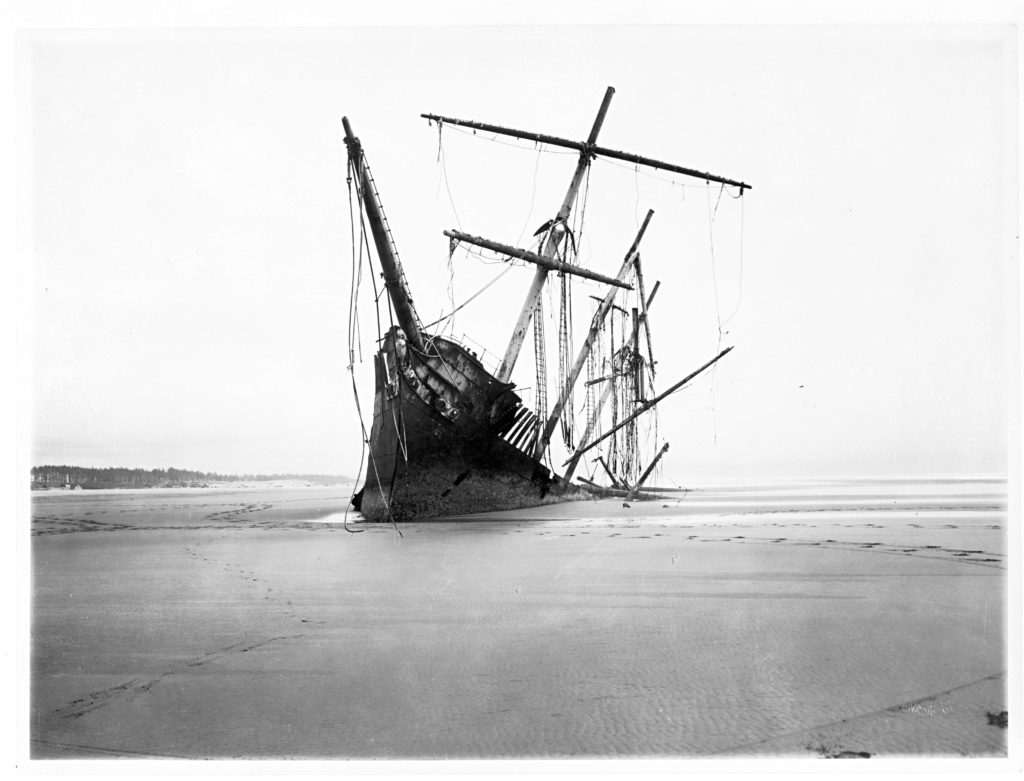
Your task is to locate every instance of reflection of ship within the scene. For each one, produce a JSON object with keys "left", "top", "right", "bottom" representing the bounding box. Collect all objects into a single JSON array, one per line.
[{"left": 344, "top": 87, "right": 750, "bottom": 521}]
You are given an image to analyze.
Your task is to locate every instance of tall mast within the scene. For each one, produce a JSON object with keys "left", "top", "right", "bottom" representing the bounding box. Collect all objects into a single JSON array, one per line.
[
  {"left": 492, "top": 86, "right": 616, "bottom": 383},
  {"left": 342, "top": 117, "right": 425, "bottom": 352}
]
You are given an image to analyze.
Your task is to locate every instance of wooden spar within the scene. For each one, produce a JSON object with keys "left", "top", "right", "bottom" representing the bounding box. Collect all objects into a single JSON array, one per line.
[
  {"left": 533, "top": 210, "right": 654, "bottom": 461},
  {"left": 342, "top": 117, "right": 425, "bottom": 351},
  {"left": 634, "top": 259, "right": 657, "bottom": 381},
  {"left": 495, "top": 87, "right": 616, "bottom": 383},
  {"left": 563, "top": 281, "right": 661, "bottom": 482},
  {"left": 626, "top": 442, "right": 670, "bottom": 500},
  {"left": 578, "top": 477, "right": 658, "bottom": 499},
  {"left": 589, "top": 295, "right": 629, "bottom": 317},
  {"left": 596, "top": 456, "right": 625, "bottom": 489},
  {"left": 443, "top": 230, "right": 633, "bottom": 290},
  {"left": 564, "top": 346, "right": 734, "bottom": 465},
  {"left": 421, "top": 114, "right": 752, "bottom": 192}
]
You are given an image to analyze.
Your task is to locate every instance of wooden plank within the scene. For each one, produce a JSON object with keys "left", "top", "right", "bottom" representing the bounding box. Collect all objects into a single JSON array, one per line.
[{"left": 444, "top": 230, "right": 633, "bottom": 290}]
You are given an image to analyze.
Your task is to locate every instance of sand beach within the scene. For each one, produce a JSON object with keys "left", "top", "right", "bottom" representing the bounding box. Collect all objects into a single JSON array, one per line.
[{"left": 29, "top": 477, "right": 1008, "bottom": 759}]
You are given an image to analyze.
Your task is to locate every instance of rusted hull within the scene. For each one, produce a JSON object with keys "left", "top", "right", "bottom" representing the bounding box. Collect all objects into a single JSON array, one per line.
[{"left": 352, "top": 327, "right": 585, "bottom": 521}]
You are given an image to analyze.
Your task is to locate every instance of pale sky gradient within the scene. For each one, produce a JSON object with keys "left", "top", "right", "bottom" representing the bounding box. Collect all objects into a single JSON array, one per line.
[{"left": 20, "top": 22, "right": 1017, "bottom": 479}]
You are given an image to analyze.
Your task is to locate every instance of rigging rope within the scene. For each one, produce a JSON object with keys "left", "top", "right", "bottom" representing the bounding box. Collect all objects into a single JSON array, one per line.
[
  {"left": 584, "top": 302, "right": 597, "bottom": 440},
  {"left": 569, "top": 164, "right": 591, "bottom": 267},
  {"left": 515, "top": 146, "right": 544, "bottom": 247},
  {"left": 595, "top": 154, "right": 746, "bottom": 198},
  {"left": 706, "top": 182, "right": 725, "bottom": 348},
  {"left": 608, "top": 310, "right": 618, "bottom": 476},
  {"left": 721, "top": 194, "right": 745, "bottom": 329},
  {"left": 533, "top": 293, "right": 548, "bottom": 457},
  {"left": 437, "top": 121, "right": 578, "bottom": 156},
  {"left": 558, "top": 268, "right": 574, "bottom": 451},
  {"left": 435, "top": 121, "right": 462, "bottom": 230},
  {"left": 422, "top": 263, "right": 514, "bottom": 330}
]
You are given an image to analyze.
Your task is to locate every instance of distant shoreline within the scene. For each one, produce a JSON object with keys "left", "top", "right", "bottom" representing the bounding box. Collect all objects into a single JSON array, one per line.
[
  {"left": 30, "top": 480, "right": 350, "bottom": 492},
  {"left": 32, "top": 479, "right": 352, "bottom": 491},
  {"left": 30, "top": 465, "right": 354, "bottom": 491}
]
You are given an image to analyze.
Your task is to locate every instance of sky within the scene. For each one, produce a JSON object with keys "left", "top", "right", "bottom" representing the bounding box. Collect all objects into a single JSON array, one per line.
[{"left": 17, "top": 15, "right": 1018, "bottom": 480}]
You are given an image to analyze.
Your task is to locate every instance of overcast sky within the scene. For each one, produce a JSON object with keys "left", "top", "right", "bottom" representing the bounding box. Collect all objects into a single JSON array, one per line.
[{"left": 19, "top": 18, "right": 1017, "bottom": 480}]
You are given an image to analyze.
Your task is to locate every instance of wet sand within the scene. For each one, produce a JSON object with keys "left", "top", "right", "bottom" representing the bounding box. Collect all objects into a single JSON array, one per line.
[{"left": 30, "top": 479, "right": 1008, "bottom": 758}]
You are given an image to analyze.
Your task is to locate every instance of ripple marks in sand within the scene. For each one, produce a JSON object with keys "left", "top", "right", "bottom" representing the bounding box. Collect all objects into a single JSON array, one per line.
[
  {"left": 50, "top": 635, "right": 303, "bottom": 722},
  {"left": 719, "top": 672, "right": 1006, "bottom": 757}
]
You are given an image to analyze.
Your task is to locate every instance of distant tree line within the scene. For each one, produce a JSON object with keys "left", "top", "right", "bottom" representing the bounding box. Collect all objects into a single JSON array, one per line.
[{"left": 31, "top": 465, "right": 349, "bottom": 489}]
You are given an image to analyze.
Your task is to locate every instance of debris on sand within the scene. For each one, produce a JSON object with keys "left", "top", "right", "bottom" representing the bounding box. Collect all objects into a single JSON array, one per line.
[{"left": 987, "top": 711, "right": 1008, "bottom": 729}]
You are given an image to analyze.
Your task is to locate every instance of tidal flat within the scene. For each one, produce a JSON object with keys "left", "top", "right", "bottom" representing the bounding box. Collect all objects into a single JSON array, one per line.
[{"left": 30, "top": 478, "right": 1007, "bottom": 759}]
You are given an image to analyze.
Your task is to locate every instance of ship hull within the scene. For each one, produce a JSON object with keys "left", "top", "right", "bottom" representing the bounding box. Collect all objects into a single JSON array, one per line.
[{"left": 352, "top": 328, "right": 585, "bottom": 521}]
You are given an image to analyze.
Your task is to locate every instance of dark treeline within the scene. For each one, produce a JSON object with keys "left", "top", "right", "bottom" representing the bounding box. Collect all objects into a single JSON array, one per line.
[{"left": 31, "top": 465, "right": 348, "bottom": 489}]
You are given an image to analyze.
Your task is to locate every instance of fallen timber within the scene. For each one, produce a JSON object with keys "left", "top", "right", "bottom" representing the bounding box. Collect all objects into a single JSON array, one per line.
[
  {"left": 578, "top": 476, "right": 665, "bottom": 500},
  {"left": 626, "top": 443, "right": 671, "bottom": 500}
]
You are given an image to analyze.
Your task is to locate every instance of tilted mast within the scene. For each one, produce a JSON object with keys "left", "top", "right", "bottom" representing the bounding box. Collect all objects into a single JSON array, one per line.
[{"left": 343, "top": 117, "right": 425, "bottom": 352}]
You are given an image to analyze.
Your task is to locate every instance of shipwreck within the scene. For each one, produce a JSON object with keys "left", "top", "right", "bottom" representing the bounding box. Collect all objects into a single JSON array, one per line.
[{"left": 343, "top": 87, "right": 750, "bottom": 521}]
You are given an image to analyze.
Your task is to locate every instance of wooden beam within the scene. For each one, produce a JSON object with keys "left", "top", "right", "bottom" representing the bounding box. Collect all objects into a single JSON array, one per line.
[
  {"left": 596, "top": 456, "right": 625, "bottom": 489},
  {"left": 577, "top": 477, "right": 661, "bottom": 499},
  {"left": 589, "top": 295, "right": 629, "bottom": 316},
  {"left": 626, "top": 443, "right": 670, "bottom": 500},
  {"left": 444, "top": 230, "right": 633, "bottom": 290},
  {"left": 420, "top": 112, "right": 752, "bottom": 191}
]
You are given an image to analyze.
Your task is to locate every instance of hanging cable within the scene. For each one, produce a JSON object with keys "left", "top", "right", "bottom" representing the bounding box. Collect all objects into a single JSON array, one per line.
[
  {"left": 422, "top": 262, "right": 514, "bottom": 330},
  {"left": 435, "top": 121, "right": 462, "bottom": 230},
  {"left": 721, "top": 193, "right": 745, "bottom": 329},
  {"left": 533, "top": 294, "right": 548, "bottom": 454}
]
